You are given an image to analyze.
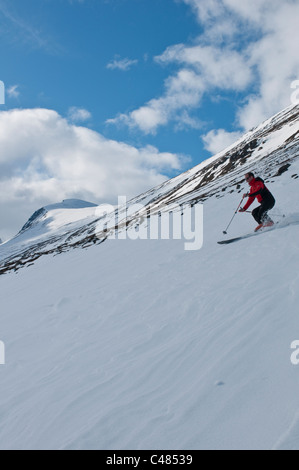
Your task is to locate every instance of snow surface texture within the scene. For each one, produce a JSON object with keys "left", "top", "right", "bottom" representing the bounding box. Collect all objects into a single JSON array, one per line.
[{"left": 0, "top": 104, "right": 299, "bottom": 450}]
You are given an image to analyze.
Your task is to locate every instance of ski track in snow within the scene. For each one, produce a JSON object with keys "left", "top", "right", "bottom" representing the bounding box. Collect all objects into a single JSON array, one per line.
[{"left": 273, "top": 411, "right": 299, "bottom": 450}]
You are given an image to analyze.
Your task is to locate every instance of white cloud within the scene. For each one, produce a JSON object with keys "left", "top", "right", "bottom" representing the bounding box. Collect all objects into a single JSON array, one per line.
[
  {"left": 0, "top": 108, "right": 184, "bottom": 239},
  {"left": 109, "top": 44, "right": 252, "bottom": 134},
  {"left": 179, "top": 0, "right": 226, "bottom": 23},
  {"left": 7, "top": 85, "right": 20, "bottom": 99},
  {"left": 181, "top": 0, "right": 280, "bottom": 24},
  {"left": 107, "top": 57, "right": 138, "bottom": 71},
  {"left": 174, "top": 111, "right": 203, "bottom": 131},
  {"left": 156, "top": 44, "right": 252, "bottom": 90},
  {"left": 202, "top": 129, "right": 242, "bottom": 155},
  {"left": 108, "top": 69, "right": 205, "bottom": 134},
  {"left": 68, "top": 107, "right": 92, "bottom": 123},
  {"left": 181, "top": 0, "right": 299, "bottom": 131},
  {"left": 108, "top": 0, "right": 299, "bottom": 143},
  {"left": 0, "top": 0, "right": 62, "bottom": 54},
  {"left": 237, "top": 1, "right": 299, "bottom": 129}
]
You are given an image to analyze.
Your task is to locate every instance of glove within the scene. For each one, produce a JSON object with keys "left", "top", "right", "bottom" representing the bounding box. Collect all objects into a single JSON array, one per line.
[{"left": 239, "top": 207, "right": 245, "bottom": 212}]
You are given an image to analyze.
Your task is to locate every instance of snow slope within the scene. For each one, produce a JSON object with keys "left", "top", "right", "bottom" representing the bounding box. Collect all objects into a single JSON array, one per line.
[{"left": 0, "top": 104, "right": 299, "bottom": 450}]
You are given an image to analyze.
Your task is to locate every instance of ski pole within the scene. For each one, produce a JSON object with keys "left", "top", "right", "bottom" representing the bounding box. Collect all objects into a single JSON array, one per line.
[{"left": 223, "top": 196, "right": 244, "bottom": 235}]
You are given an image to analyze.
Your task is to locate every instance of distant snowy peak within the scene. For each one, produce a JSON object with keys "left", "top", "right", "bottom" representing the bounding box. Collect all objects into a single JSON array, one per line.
[
  {"left": 45, "top": 199, "right": 98, "bottom": 211},
  {"left": 19, "top": 207, "right": 48, "bottom": 234},
  {"left": 19, "top": 199, "right": 97, "bottom": 234}
]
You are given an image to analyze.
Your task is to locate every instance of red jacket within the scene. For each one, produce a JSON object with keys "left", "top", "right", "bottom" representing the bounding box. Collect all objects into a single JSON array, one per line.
[{"left": 243, "top": 178, "right": 273, "bottom": 211}]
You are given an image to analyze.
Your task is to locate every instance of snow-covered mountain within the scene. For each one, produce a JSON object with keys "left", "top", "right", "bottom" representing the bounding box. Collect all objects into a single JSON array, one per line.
[
  {"left": 0, "top": 103, "right": 299, "bottom": 450},
  {"left": 1, "top": 103, "right": 298, "bottom": 275}
]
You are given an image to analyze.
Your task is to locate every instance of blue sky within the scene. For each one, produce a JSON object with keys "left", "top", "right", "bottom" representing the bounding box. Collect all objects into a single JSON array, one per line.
[
  {"left": 0, "top": 0, "right": 299, "bottom": 238},
  {"left": 1, "top": 0, "right": 207, "bottom": 159},
  {"left": 0, "top": 0, "right": 252, "bottom": 157}
]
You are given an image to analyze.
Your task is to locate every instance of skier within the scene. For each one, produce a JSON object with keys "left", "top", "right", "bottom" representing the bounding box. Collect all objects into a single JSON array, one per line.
[{"left": 239, "top": 172, "right": 275, "bottom": 232}]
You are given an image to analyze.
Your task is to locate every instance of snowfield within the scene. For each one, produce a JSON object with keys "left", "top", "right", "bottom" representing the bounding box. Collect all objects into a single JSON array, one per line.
[{"left": 0, "top": 104, "right": 299, "bottom": 450}]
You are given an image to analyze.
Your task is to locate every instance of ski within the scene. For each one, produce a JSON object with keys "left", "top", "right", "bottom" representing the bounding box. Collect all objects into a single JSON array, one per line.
[
  {"left": 217, "top": 223, "right": 279, "bottom": 245},
  {"left": 217, "top": 235, "right": 253, "bottom": 244}
]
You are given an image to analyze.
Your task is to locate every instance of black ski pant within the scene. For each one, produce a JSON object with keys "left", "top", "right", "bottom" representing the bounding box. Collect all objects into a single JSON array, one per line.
[{"left": 252, "top": 197, "right": 275, "bottom": 224}]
